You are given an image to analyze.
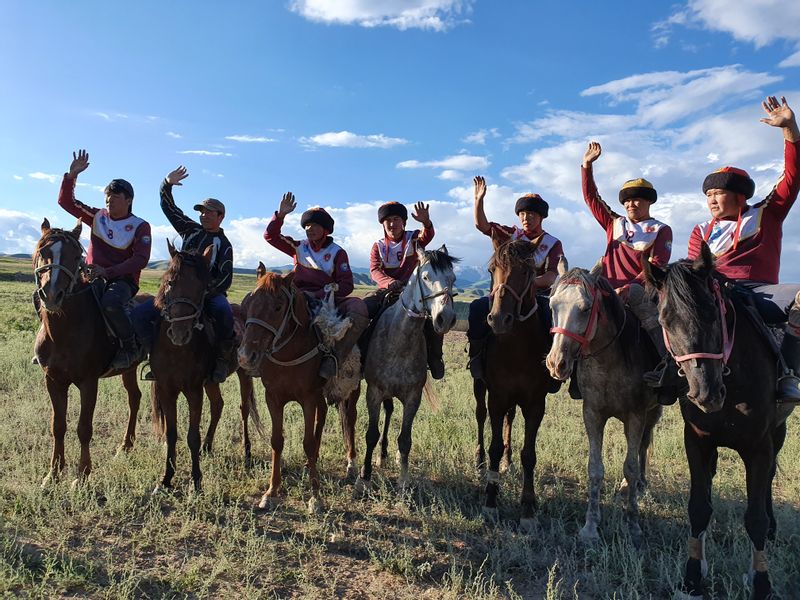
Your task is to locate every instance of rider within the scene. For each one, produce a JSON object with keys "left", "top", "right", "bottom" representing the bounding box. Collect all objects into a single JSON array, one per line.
[
  {"left": 364, "top": 201, "right": 445, "bottom": 379},
  {"left": 467, "top": 176, "right": 565, "bottom": 387},
  {"left": 265, "top": 192, "right": 369, "bottom": 380},
  {"left": 134, "top": 166, "right": 235, "bottom": 383},
  {"left": 56, "top": 149, "right": 152, "bottom": 370},
  {"left": 685, "top": 95, "right": 800, "bottom": 403},
  {"left": 580, "top": 141, "right": 676, "bottom": 404}
]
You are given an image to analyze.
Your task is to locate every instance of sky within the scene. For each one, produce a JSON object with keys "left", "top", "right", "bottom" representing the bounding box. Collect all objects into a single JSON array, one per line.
[{"left": 2, "top": 0, "right": 800, "bottom": 281}]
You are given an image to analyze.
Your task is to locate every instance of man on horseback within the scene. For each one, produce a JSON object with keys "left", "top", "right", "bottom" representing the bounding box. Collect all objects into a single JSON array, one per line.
[
  {"left": 55, "top": 149, "right": 151, "bottom": 370},
  {"left": 686, "top": 95, "right": 800, "bottom": 403},
  {"left": 466, "top": 176, "right": 565, "bottom": 385},
  {"left": 364, "top": 201, "right": 445, "bottom": 379},
  {"left": 265, "top": 193, "right": 369, "bottom": 380},
  {"left": 580, "top": 142, "right": 677, "bottom": 404}
]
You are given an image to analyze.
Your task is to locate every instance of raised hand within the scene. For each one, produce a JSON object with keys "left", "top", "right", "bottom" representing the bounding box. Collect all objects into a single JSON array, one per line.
[
  {"left": 760, "top": 96, "right": 796, "bottom": 129},
  {"left": 411, "top": 201, "right": 431, "bottom": 225},
  {"left": 278, "top": 192, "right": 296, "bottom": 217},
  {"left": 473, "top": 176, "right": 487, "bottom": 203},
  {"left": 166, "top": 165, "right": 189, "bottom": 186},
  {"left": 583, "top": 141, "right": 602, "bottom": 168},
  {"left": 69, "top": 149, "right": 90, "bottom": 178}
]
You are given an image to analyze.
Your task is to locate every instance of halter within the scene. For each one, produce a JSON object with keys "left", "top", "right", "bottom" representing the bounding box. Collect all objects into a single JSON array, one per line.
[
  {"left": 401, "top": 260, "right": 456, "bottom": 319},
  {"left": 160, "top": 294, "right": 206, "bottom": 335},
  {"left": 489, "top": 270, "right": 538, "bottom": 322},
  {"left": 663, "top": 278, "right": 736, "bottom": 371},
  {"left": 33, "top": 232, "right": 86, "bottom": 303},
  {"left": 550, "top": 277, "right": 623, "bottom": 358},
  {"left": 245, "top": 285, "right": 324, "bottom": 367}
]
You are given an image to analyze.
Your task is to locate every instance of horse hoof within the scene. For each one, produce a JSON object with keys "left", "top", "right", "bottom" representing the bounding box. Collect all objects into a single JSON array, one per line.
[
  {"left": 617, "top": 477, "right": 629, "bottom": 496},
  {"left": 41, "top": 472, "right": 58, "bottom": 489},
  {"left": 345, "top": 464, "right": 359, "bottom": 481},
  {"left": 151, "top": 484, "right": 166, "bottom": 496},
  {"left": 307, "top": 496, "right": 324, "bottom": 515},
  {"left": 70, "top": 478, "right": 83, "bottom": 491},
  {"left": 353, "top": 477, "right": 370, "bottom": 499},
  {"left": 114, "top": 445, "right": 133, "bottom": 459},
  {"left": 578, "top": 525, "right": 600, "bottom": 543},
  {"left": 519, "top": 517, "right": 537, "bottom": 534},
  {"left": 482, "top": 506, "right": 499, "bottom": 523},
  {"left": 257, "top": 494, "right": 272, "bottom": 510}
]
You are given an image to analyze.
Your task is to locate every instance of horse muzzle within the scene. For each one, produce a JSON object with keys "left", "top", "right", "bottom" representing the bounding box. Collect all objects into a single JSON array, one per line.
[{"left": 237, "top": 346, "right": 262, "bottom": 371}]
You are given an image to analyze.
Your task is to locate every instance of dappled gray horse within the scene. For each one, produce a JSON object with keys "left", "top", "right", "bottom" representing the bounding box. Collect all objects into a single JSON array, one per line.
[
  {"left": 355, "top": 246, "right": 458, "bottom": 493},
  {"left": 546, "top": 258, "right": 662, "bottom": 546}
]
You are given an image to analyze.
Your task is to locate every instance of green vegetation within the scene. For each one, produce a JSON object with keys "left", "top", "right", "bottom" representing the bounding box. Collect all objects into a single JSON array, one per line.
[{"left": 1, "top": 257, "right": 798, "bottom": 598}]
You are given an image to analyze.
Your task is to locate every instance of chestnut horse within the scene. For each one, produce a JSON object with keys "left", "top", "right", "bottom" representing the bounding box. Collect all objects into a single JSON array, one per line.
[
  {"left": 479, "top": 237, "right": 552, "bottom": 528},
  {"left": 645, "top": 243, "right": 794, "bottom": 600},
  {"left": 33, "top": 219, "right": 143, "bottom": 486}
]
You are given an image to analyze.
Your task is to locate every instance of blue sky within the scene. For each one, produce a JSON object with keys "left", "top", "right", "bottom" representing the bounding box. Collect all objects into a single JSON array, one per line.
[{"left": 2, "top": 0, "right": 800, "bottom": 280}]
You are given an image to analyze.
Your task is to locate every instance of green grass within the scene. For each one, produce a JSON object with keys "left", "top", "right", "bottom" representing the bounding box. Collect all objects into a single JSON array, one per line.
[{"left": 1, "top": 257, "right": 798, "bottom": 598}]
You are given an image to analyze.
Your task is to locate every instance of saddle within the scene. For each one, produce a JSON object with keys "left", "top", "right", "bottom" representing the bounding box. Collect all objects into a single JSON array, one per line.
[
  {"left": 357, "top": 289, "right": 401, "bottom": 362},
  {"left": 726, "top": 284, "right": 785, "bottom": 365}
]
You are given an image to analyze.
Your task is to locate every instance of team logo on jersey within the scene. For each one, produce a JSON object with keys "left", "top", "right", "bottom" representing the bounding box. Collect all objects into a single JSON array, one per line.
[
  {"left": 340, "top": 263, "right": 350, "bottom": 272},
  {"left": 540, "top": 244, "right": 548, "bottom": 253},
  {"left": 125, "top": 224, "right": 133, "bottom": 232},
  {"left": 397, "top": 251, "right": 403, "bottom": 261},
  {"left": 142, "top": 236, "right": 152, "bottom": 244},
  {"left": 324, "top": 253, "right": 331, "bottom": 262}
]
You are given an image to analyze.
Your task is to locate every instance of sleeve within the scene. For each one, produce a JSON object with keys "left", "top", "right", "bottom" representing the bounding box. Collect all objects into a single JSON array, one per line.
[
  {"left": 369, "top": 242, "right": 396, "bottom": 289},
  {"left": 211, "top": 237, "right": 233, "bottom": 295},
  {"left": 687, "top": 225, "right": 704, "bottom": 260},
  {"left": 486, "top": 222, "right": 513, "bottom": 241},
  {"left": 416, "top": 223, "right": 435, "bottom": 247},
  {"left": 582, "top": 166, "right": 618, "bottom": 231},
  {"left": 332, "top": 249, "right": 355, "bottom": 298},
  {"left": 544, "top": 240, "right": 564, "bottom": 275},
  {"left": 762, "top": 140, "right": 800, "bottom": 221},
  {"left": 104, "top": 222, "right": 152, "bottom": 279},
  {"left": 650, "top": 225, "right": 673, "bottom": 268},
  {"left": 264, "top": 212, "right": 297, "bottom": 257},
  {"left": 58, "top": 174, "right": 98, "bottom": 226},
  {"left": 160, "top": 180, "right": 200, "bottom": 236}
]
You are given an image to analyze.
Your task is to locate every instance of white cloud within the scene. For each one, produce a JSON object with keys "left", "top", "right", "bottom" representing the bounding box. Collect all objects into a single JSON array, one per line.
[
  {"left": 397, "top": 154, "right": 489, "bottom": 171},
  {"left": 178, "top": 150, "right": 234, "bottom": 157},
  {"left": 12, "top": 175, "right": 22, "bottom": 181},
  {"left": 463, "top": 128, "right": 501, "bottom": 145},
  {"left": 289, "top": 0, "right": 474, "bottom": 31},
  {"left": 28, "top": 172, "right": 58, "bottom": 184},
  {"left": 225, "top": 134, "right": 277, "bottom": 143},
  {"left": 76, "top": 182, "right": 106, "bottom": 193},
  {"left": 300, "top": 131, "right": 408, "bottom": 149},
  {"left": 201, "top": 169, "right": 225, "bottom": 178},
  {"left": 780, "top": 48, "right": 800, "bottom": 68},
  {"left": 166, "top": 131, "right": 182, "bottom": 139},
  {"left": 437, "top": 169, "right": 463, "bottom": 181},
  {"left": 94, "top": 112, "right": 111, "bottom": 121}
]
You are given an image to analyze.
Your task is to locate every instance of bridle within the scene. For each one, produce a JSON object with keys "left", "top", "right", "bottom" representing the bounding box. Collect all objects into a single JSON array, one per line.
[
  {"left": 245, "top": 285, "right": 324, "bottom": 367},
  {"left": 489, "top": 269, "right": 538, "bottom": 322},
  {"left": 550, "top": 277, "right": 625, "bottom": 358},
  {"left": 33, "top": 232, "right": 86, "bottom": 303},
  {"left": 662, "top": 277, "right": 735, "bottom": 375},
  {"left": 160, "top": 294, "right": 206, "bottom": 336},
  {"left": 400, "top": 261, "right": 456, "bottom": 320}
]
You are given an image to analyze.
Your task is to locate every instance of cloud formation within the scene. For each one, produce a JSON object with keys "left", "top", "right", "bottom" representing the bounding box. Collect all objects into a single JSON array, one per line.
[
  {"left": 178, "top": 150, "right": 234, "bottom": 157},
  {"left": 289, "top": 0, "right": 474, "bottom": 31},
  {"left": 225, "top": 134, "right": 277, "bottom": 143},
  {"left": 28, "top": 172, "right": 58, "bottom": 184},
  {"left": 397, "top": 154, "right": 489, "bottom": 171},
  {"left": 300, "top": 131, "right": 408, "bottom": 149}
]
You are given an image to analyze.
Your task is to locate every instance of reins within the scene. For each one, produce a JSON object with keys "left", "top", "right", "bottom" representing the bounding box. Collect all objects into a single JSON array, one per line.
[
  {"left": 490, "top": 270, "right": 538, "bottom": 322},
  {"left": 401, "top": 259, "right": 457, "bottom": 319}
]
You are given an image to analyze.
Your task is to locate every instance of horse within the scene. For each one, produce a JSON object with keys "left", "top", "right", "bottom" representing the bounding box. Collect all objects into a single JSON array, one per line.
[
  {"left": 477, "top": 237, "right": 553, "bottom": 527},
  {"left": 644, "top": 242, "right": 794, "bottom": 600},
  {"left": 546, "top": 258, "right": 662, "bottom": 546},
  {"left": 354, "top": 246, "right": 458, "bottom": 495},
  {"left": 33, "top": 219, "right": 143, "bottom": 486}
]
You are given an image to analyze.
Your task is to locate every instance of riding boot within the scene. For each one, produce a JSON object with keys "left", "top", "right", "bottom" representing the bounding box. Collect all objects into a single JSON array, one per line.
[
  {"left": 319, "top": 313, "right": 370, "bottom": 380},
  {"left": 424, "top": 320, "right": 445, "bottom": 380},
  {"left": 211, "top": 337, "right": 236, "bottom": 384},
  {"left": 109, "top": 336, "right": 139, "bottom": 371},
  {"left": 105, "top": 303, "right": 139, "bottom": 371},
  {"left": 467, "top": 335, "right": 487, "bottom": 381},
  {"left": 776, "top": 296, "right": 800, "bottom": 403}
]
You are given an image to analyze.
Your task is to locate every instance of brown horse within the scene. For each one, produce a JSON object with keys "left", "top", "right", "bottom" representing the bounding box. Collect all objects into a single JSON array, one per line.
[
  {"left": 238, "top": 266, "right": 330, "bottom": 513},
  {"left": 33, "top": 219, "right": 143, "bottom": 486},
  {"left": 479, "top": 237, "right": 551, "bottom": 528}
]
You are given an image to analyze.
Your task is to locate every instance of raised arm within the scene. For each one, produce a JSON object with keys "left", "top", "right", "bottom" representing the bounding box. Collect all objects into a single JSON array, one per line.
[
  {"left": 581, "top": 141, "right": 617, "bottom": 230},
  {"left": 411, "top": 201, "right": 435, "bottom": 246},
  {"left": 58, "top": 149, "right": 97, "bottom": 225},
  {"left": 759, "top": 96, "right": 800, "bottom": 219},
  {"left": 264, "top": 192, "right": 298, "bottom": 257},
  {"left": 160, "top": 166, "right": 199, "bottom": 236},
  {"left": 473, "top": 176, "right": 491, "bottom": 235}
]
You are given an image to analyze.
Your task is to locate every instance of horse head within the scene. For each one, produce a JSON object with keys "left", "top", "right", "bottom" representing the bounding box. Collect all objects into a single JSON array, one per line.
[
  {"left": 238, "top": 263, "right": 304, "bottom": 371},
  {"left": 487, "top": 235, "right": 542, "bottom": 335},
  {"left": 154, "top": 240, "right": 212, "bottom": 346},
  {"left": 403, "top": 245, "right": 459, "bottom": 334},
  {"left": 645, "top": 242, "right": 728, "bottom": 413},
  {"left": 33, "top": 218, "right": 85, "bottom": 312}
]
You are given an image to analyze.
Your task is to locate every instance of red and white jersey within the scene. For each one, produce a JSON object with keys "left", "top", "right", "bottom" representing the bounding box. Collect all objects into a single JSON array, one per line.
[
  {"left": 295, "top": 239, "right": 344, "bottom": 276},
  {"left": 611, "top": 217, "right": 669, "bottom": 253},
  {"left": 92, "top": 209, "right": 147, "bottom": 250},
  {"left": 376, "top": 230, "right": 415, "bottom": 269}
]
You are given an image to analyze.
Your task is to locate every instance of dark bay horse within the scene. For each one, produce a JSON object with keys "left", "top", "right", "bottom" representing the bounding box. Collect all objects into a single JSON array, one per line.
[
  {"left": 479, "top": 237, "right": 551, "bottom": 528},
  {"left": 238, "top": 267, "right": 330, "bottom": 513},
  {"left": 33, "top": 219, "right": 143, "bottom": 486},
  {"left": 546, "top": 259, "right": 661, "bottom": 546},
  {"left": 645, "top": 242, "right": 794, "bottom": 600}
]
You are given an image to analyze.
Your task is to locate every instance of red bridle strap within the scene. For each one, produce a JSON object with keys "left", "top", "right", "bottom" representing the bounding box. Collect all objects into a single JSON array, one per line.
[{"left": 550, "top": 280, "right": 604, "bottom": 356}]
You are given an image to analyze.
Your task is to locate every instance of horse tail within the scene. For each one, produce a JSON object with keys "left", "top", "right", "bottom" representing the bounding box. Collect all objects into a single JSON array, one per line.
[
  {"left": 246, "top": 376, "right": 265, "bottom": 438},
  {"left": 150, "top": 381, "right": 166, "bottom": 439},
  {"left": 422, "top": 377, "right": 441, "bottom": 413}
]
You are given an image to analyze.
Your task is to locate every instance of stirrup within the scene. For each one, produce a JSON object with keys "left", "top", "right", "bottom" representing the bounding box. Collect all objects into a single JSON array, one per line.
[
  {"left": 776, "top": 371, "right": 800, "bottom": 404},
  {"left": 318, "top": 354, "right": 338, "bottom": 380}
]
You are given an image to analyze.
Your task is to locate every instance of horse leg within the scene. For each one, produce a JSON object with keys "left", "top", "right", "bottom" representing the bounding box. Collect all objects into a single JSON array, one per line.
[
  {"left": 202, "top": 382, "right": 224, "bottom": 455},
  {"left": 637, "top": 406, "right": 660, "bottom": 493},
  {"left": 579, "top": 406, "right": 606, "bottom": 542},
  {"left": 355, "top": 387, "right": 382, "bottom": 495},
  {"left": 118, "top": 368, "right": 141, "bottom": 454},
  {"left": 259, "top": 397, "right": 284, "bottom": 507},
  {"left": 339, "top": 384, "right": 359, "bottom": 480},
  {"left": 742, "top": 444, "right": 776, "bottom": 600},
  {"left": 519, "top": 397, "right": 545, "bottom": 529},
  {"left": 396, "top": 394, "right": 422, "bottom": 493},
  {"left": 483, "top": 395, "right": 507, "bottom": 514},
  {"left": 237, "top": 371, "right": 255, "bottom": 469},
  {"left": 43, "top": 377, "right": 69, "bottom": 487},
  {"left": 766, "top": 422, "right": 787, "bottom": 541},
  {"left": 157, "top": 388, "right": 179, "bottom": 492},
  {"left": 75, "top": 378, "right": 99, "bottom": 483},
  {"left": 622, "top": 414, "right": 646, "bottom": 547},
  {"left": 679, "top": 425, "right": 716, "bottom": 599},
  {"left": 376, "top": 397, "right": 393, "bottom": 467},
  {"left": 474, "top": 379, "right": 487, "bottom": 473},
  {"left": 303, "top": 396, "right": 326, "bottom": 513},
  {"left": 186, "top": 388, "right": 204, "bottom": 493},
  {"left": 500, "top": 405, "right": 516, "bottom": 473}
]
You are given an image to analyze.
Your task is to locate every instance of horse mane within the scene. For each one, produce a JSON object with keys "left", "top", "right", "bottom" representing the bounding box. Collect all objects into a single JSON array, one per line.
[
  {"left": 255, "top": 271, "right": 284, "bottom": 293},
  {"left": 661, "top": 260, "right": 718, "bottom": 329},
  {"left": 489, "top": 239, "right": 538, "bottom": 273},
  {"left": 154, "top": 250, "right": 211, "bottom": 309},
  {"left": 422, "top": 248, "right": 460, "bottom": 273}
]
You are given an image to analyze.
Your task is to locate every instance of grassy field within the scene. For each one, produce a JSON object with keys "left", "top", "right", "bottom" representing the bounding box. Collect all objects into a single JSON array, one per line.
[{"left": 0, "top": 256, "right": 798, "bottom": 599}]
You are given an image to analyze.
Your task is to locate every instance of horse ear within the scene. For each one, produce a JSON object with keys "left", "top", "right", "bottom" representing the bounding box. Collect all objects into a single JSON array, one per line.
[
  {"left": 438, "top": 244, "right": 449, "bottom": 255},
  {"left": 71, "top": 220, "right": 82, "bottom": 238},
  {"left": 256, "top": 262, "right": 267, "bottom": 279},
  {"left": 416, "top": 244, "right": 426, "bottom": 264},
  {"left": 692, "top": 241, "right": 715, "bottom": 277},
  {"left": 41, "top": 218, "right": 51, "bottom": 234},
  {"left": 201, "top": 244, "right": 214, "bottom": 267},
  {"left": 643, "top": 257, "right": 666, "bottom": 290},
  {"left": 589, "top": 259, "right": 603, "bottom": 279},
  {"left": 167, "top": 239, "right": 177, "bottom": 258},
  {"left": 556, "top": 255, "right": 569, "bottom": 276}
]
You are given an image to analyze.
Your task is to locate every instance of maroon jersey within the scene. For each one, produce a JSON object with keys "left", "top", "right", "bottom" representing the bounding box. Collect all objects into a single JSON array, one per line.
[{"left": 369, "top": 224, "right": 435, "bottom": 289}]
